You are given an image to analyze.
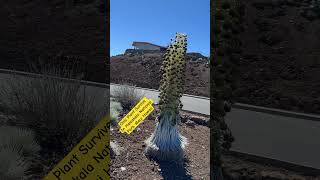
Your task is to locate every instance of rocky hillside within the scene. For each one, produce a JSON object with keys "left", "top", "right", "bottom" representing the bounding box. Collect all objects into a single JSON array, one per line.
[
  {"left": 0, "top": 0, "right": 108, "bottom": 83},
  {"left": 111, "top": 52, "right": 210, "bottom": 97},
  {"left": 234, "top": 0, "right": 320, "bottom": 114}
]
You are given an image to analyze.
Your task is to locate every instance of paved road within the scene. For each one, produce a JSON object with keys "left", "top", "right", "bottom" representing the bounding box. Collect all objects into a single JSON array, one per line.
[
  {"left": 0, "top": 70, "right": 320, "bottom": 170},
  {"left": 225, "top": 108, "right": 320, "bottom": 169},
  {"left": 110, "top": 83, "right": 210, "bottom": 115},
  {"left": 111, "top": 83, "right": 320, "bottom": 169}
]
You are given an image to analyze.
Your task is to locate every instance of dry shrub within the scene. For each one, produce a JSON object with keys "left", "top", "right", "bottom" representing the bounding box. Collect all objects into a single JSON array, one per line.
[
  {"left": 112, "top": 84, "right": 144, "bottom": 111},
  {"left": 110, "top": 99, "right": 122, "bottom": 126},
  {"left": 0, "top": 62, "right": 108, "bottom": 156}
]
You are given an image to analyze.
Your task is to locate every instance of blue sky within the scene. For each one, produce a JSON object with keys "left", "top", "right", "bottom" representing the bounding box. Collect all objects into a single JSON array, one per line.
[{"left": 110, "top": 0, "right": 210, "bottom": 57}]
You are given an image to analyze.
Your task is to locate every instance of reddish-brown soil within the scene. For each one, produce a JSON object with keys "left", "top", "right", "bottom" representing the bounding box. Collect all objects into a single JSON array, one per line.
[
  {"left": 110, "top": 111, "right": 210, "bottom": 180},
  {"left": 0, "top": 0, "right": 108, "bottom": 83}
]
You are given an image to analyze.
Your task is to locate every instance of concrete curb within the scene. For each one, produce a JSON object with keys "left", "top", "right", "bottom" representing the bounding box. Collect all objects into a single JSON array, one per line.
[
  {"left": 233, "top": 103, "right": 320, "bottom": 122},
  {"left": 227, "top": 150, "right": 320, "bottom": 177},
  {"left": 110, "top": 83, "right": 210, "bottom": 100},
  {"left": 112, "top": 83, "right": 320, "bottom": 121},
  {"left": 0, "top": 68, "right": 110, "bottom": 89}
]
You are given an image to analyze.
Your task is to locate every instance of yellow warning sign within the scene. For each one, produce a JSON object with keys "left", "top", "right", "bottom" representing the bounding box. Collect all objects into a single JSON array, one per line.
[
  {"left": 118, "top": 97, "right": 154, "bottom": 134},
  {"left": 44, "top": 115, "right": 110, "bottom": 180}
]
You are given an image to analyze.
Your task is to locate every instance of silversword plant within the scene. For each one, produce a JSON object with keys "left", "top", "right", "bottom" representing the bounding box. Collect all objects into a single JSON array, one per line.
[{"left": 145, "top": 33, "right": 188, "bottom": 161}]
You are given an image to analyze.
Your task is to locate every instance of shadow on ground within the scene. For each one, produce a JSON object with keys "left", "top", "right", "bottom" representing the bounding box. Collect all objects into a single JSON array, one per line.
[{"left": 155, "top": 159, "right": 192, "bottom": 180}]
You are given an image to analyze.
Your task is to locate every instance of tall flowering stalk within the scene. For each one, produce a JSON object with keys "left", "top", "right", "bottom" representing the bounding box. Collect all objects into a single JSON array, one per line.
[{"left": 145, "top": 33, "right": 188, "bottom": 161}]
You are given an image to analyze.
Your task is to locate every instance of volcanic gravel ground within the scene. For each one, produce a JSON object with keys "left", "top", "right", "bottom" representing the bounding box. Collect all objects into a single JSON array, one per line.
[{"left": 110, "top": 111, "right": 210, "bottom": 180}]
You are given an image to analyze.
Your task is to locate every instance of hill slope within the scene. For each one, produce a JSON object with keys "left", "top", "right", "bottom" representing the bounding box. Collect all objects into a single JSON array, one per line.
[
  {"left": 234, "top": 0, "right": 320, "bottom": 114},
  {"left": 111, "top": 52, "right": 210, "bottom": 97}
]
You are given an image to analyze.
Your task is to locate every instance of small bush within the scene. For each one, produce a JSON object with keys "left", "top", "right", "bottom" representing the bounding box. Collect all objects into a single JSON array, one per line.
[
  {"left": 110, "top": 99, "right": 122, "bottom": 126},
  {"left": 110, "top": 141, "right": 122, "bottom": 159},
  {"left": 112, "top": 84, "right": 144, "bottom": 111},
  {"left": 0, "top": 126, "right": 40, "bottom": 157},
  {"left": 0, "top": 126, "right": 40, "bottom": 180}
]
